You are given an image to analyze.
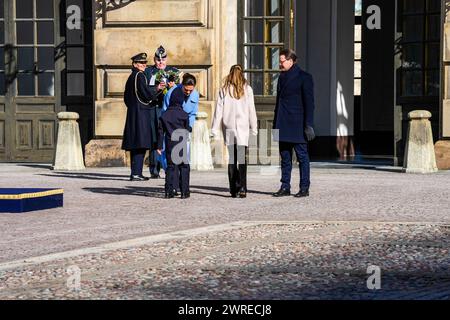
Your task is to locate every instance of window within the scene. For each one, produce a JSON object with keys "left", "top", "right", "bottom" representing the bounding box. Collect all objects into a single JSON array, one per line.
[
  {"left": 15, "top": 0, "right": 55, "bottom": 96},
  {"left": 66, "top": 0, "right": 86, "bottom": 96},
  {"left": 239, "top": 0, "right": 292, "bottom": 97},
  {"left": 398, "top": 0, "right": 441, "bottom": 97}
]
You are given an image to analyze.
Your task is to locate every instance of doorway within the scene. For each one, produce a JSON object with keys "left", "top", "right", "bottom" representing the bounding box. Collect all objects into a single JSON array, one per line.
[{"left": 0, "top": 0, "right": 62, "bottom": 162}]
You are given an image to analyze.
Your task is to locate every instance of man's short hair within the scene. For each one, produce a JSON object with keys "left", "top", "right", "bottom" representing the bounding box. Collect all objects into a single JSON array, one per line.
[
  {"left": 280, "top": 48, "right": 297, "bottom": 63},
  {"left": 182, "top": 73, "right": 197, "bottom": 86}
]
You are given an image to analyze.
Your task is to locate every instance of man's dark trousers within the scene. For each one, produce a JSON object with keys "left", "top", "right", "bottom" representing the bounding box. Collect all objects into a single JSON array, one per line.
[
  {"left": 149, "top": 107, "right": 163, "bottom": 176},
  {"left": 130, "top": 149, "right": 147, "bottom": 176},
  {"left": 279, "top": 142, "right": 310, "bottom": 191}
]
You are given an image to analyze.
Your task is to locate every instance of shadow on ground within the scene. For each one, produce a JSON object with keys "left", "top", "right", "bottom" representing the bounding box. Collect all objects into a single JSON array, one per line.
[
  {"left": 83, "top": 185, "right": 274, "bottom": 198},
  {"left": 40, "top": 172, "right": 131, "bottom": 181},
  {"left": 83, "top": 186, "right": 166, "bottom": 198}
]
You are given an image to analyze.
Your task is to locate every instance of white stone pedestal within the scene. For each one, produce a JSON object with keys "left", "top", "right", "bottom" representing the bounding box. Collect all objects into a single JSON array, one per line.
[
  {"left": 403, "top": 110, "right": 438, "bottom": 174},
  {"left": 190, "top": 112, "right": 214, "bottom": 171},
  {"left": 53, "top": 112, "right": 85, "bottom": 171}
]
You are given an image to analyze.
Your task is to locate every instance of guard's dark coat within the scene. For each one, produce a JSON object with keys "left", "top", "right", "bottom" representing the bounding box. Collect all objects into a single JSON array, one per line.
[
  {"left": 273, "top": 64, "right": 315, "bottom": 144},
  {"left": 122, "top": 68, "right": 159, "bottom": 151}
]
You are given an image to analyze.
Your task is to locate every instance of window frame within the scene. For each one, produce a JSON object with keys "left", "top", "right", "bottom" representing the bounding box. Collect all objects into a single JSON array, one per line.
[
  {"left": 397, "top": 0, "right": 441, "bottom": 101},
  {"left": 14, "top": 0, "right": 56, "bottom": 97},
  {"left": 238, "top": 0, "right": 293, "bottom": 100}
]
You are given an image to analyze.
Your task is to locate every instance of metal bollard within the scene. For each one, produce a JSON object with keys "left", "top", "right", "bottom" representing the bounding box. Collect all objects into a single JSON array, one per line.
[
  {"left": 403, "top": 110, "right": 437, "bottom": 173},
  {"left": 53, "top": 112, "right": 85, "bottom": 171}
]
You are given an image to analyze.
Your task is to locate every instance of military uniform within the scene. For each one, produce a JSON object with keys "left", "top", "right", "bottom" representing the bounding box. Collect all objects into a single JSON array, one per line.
[
  {"left": 122, "top": 53, "right": 158, "bottom": 181},
  {"left": 157, "top": 87, "right": 191, "bottom": 199},
  {"left": 144, "top": 46, "right": 180, "bottom": 178}
]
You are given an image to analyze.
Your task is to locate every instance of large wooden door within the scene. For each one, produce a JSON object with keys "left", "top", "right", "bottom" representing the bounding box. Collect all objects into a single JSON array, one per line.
[{"left": 0, "top": 0, "right": 62, "bottom": 162}]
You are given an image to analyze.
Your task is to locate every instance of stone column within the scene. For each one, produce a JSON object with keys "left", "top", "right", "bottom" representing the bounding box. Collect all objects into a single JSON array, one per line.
[
  {"left": 53, "top": 112, "right": 86, "bottom": 171},
  {"left": 403, "top": 110, "right": 438, "bottom": 173},
  {"left": 190, "top": 112, "right": 214, "bottom": 171}
]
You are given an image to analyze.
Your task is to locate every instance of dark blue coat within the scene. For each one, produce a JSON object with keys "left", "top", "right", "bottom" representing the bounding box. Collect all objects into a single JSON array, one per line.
[
  {"left": 122, "top": 68, "right": 159, "bottom": 150},
  {"left": 157, "top": 87, "right": 191, "bottom": 163},
  {"left": 273, "top": 64, "right": 315, "bottom": 144}
]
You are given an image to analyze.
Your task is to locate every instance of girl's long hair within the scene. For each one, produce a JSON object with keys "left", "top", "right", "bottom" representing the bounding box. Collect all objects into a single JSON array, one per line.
[{"left": 222, "top": 64, "right": 247, "bottom": 100}]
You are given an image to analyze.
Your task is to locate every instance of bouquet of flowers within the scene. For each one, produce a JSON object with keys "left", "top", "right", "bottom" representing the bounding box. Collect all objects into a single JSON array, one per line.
[{"left": 155, "top": 69, "right": 181, "bottom": 94}]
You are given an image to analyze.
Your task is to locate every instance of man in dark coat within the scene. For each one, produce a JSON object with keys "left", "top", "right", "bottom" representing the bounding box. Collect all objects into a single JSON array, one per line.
[
  {"left": 145, "top": 45, "right": 180, "bottom": 179},
  {"left": 157, "top": 87, "right": 191, "bottom": 199},
  {"left": 122, "top": 52, "right": 159, "bottom": 181},
  {"left": 273, "top": 49, "right": 316, "bottom": 197}
]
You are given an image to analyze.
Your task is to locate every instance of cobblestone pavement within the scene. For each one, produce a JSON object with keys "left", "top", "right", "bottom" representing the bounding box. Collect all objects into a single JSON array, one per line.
[
  {"left": 0, "top": 221, "right": 449, "bottom": 300},
  {"left": 0, "top": 164, "right": 449, "bottom": 299},
  {"left": 0, "top": 164, "right": 449, "bottom": 264}
]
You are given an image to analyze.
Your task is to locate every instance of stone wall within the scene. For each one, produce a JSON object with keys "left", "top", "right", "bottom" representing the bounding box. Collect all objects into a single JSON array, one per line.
[{"left": 86, "top": 0, "right": 237, "bottom": 166}]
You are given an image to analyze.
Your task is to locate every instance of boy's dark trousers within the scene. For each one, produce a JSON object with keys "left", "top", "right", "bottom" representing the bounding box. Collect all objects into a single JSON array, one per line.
[
  {"left": 165, "top": 141, "right": 190, "bottom": 195},
  {"left": 165, "top": 162, "right": 190, "bottom": 195}
]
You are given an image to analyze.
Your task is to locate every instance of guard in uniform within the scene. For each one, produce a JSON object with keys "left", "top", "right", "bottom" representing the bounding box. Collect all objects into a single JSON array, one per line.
[
  {"left": 145, "top": 45, "right": 180, "bottom": 179},
  {"left": 122, "top": 53, "right": 159, "bottom": 181},
  {"left": 157, "top": 87, "right": 192, "bottom": 199}
]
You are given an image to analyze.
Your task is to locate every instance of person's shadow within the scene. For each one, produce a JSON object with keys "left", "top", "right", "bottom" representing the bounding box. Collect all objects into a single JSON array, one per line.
[
  {"left": 190, "top": 185, "right": 273, "bottom": 196},
  {"left": 83, "top": 186, "right": 165, "bottom": 198},
  {"left": 40, "top": 172, "right": 130, "bottom": 181},
  {"left": 83, "top": 185, "right": 273, "bottom": 198}
]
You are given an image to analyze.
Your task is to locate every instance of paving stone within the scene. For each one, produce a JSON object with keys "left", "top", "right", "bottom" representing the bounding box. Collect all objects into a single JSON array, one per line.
[{"left": 0, "top": 222, "right": 448, "bottom": 299}]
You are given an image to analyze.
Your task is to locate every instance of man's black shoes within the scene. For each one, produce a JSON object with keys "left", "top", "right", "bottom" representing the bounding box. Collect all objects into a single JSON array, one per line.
[
  {"left": 150, "top": 174, "right": 160, "bottom": 179},
  {"left": 130, "top": 175, "right": 150, "bottom": 181},
  {"left": 165, "top": 192, "right": 175, "bottom": 199},
  {"left": 294, "top": 190, "right": 309, "bottom": 198},
  {"left": 273, "top": 188, "right": 291, "bottom": 197}
]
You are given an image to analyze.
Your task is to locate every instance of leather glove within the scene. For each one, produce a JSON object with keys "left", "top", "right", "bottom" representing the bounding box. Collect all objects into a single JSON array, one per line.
[{"left": 304, "top": 126, "right": 315, "bottom": 142}]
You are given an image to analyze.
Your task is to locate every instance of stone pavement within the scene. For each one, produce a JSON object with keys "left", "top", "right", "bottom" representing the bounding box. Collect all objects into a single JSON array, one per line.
[
  {"left": 0, "top": 163, "right": 449, "bottom": 299},
  {"left": 0, "top": 221, "right": 449, "bottom": 299}
]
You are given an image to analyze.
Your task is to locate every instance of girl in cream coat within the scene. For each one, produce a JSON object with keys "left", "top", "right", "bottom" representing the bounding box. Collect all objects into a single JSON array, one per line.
[{"left": 211, "top": 65, "right": 258, "bottom": 198}]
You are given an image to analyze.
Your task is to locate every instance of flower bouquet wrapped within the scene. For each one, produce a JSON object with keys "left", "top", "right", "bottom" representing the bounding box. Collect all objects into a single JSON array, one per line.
[{"left": 155, "top": 69, "right": 181, "bottom": 94}]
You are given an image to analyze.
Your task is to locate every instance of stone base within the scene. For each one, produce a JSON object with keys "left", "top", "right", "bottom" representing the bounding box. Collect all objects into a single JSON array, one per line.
[
  {"left": 435, "top": 140, "right": 450, "bottom": 170},
  {"left": 85, "top": 139, "right": 130, "bottom": 167}
]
